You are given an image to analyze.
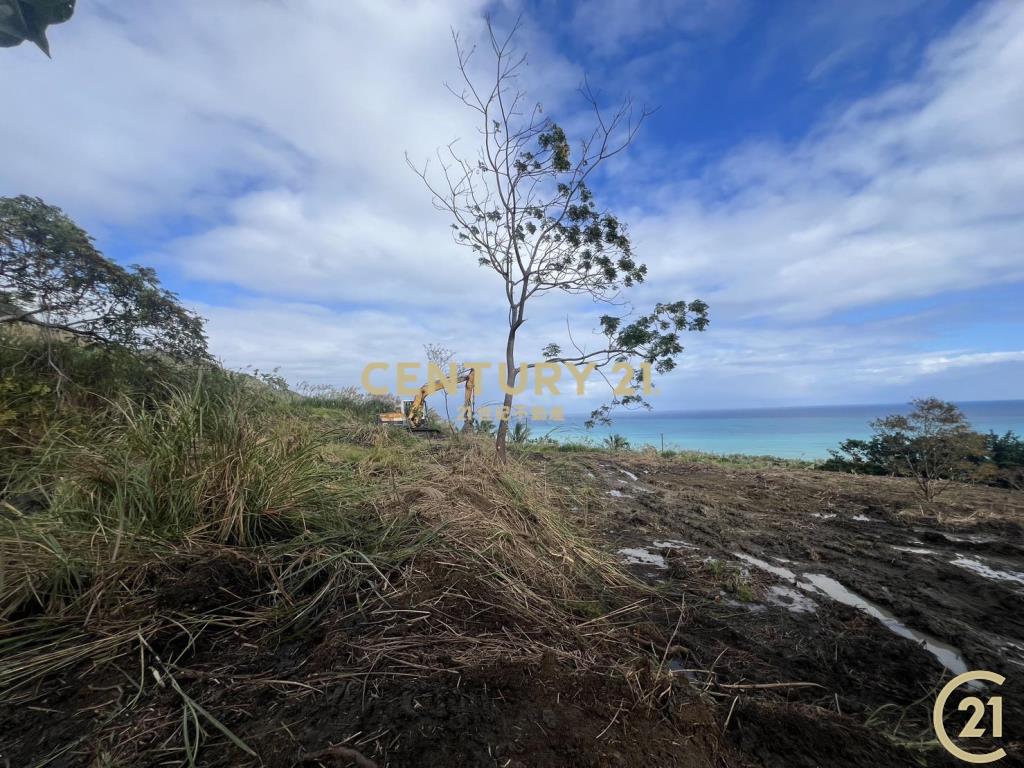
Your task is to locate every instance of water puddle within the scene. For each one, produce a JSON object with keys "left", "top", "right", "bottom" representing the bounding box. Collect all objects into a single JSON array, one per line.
[
  {"left": 617, "top": 547, "right": 665, "bottom": 567},
  {"left": 653, "top": 538, "right": 698, "bottom": 550},
  {"left": 943, "top": 532, "right": 1000, "bottom": 544},
  {"left": 950, "top": 557, "right": 1024, "bottom": 587},
  {"left": 767, "top": 585, "right": 817, "bottom": 613},
  {"left": 735, "top": 551, "right": 971, "bottom": 677},
  {"left": 799, "top": 573, "right": 970, "bottom": 678},
  {"left": 734, "top": 552, "right": 798, "bottom": 581},
  {"left": 1004, "top": 641, "right": 1024, "bottom": 669},
  {"left": 724, "top": 597, "right": 768, "bottom": 612},
  {"left": 892, "top": 546, "right": 938, "bottom": 555},
  {"left": 668, "top": 659, "right": 702, "bottom": 682},
  {"left": 618, "top": 537, "right": 699, "bottom": 570},
  {"left": 914, "top": 529, "right": 1000, "bottom": 545}
]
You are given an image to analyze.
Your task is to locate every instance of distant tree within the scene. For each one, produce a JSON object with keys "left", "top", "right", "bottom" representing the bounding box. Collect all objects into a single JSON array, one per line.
[
  {"left": 243, "top": 366, "right": 290, "bottom": 393},
  {"left": 822, "top": 435, "right": 899, "bottom": 476},
  {"left": 868, "top": 398, "right": 984, "bottom": 500},
  {"left": 509, "top": 420, "right": 531, "bottom": 445},
  {"left": 423, "top": 343, "right": 456, "bottom": 371},
  {"left": 982, "top": 430, "right": 1024, "bottom": 491},
  {"left": 0, "top": 0, "right": 75, "bottom": 56},
  {"left": 603, "top": 434, "right": 630, "bottom": 452},
  {"left": 0, "top": 195, "right": 208, "bottom": 361},
  {"left": 825, "top": 414, "right": 1024, "bottom": 494},
  {"left": 411, "top": 20, "right": 708, "bottom": 459},
  {"left": 424, "top": 342, "right": 459, "bottom": 425}
]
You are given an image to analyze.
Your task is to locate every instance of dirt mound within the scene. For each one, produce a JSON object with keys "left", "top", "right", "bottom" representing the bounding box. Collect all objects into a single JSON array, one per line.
[{"left": 223, "top": 663, "right": 722, "bottom": 768}]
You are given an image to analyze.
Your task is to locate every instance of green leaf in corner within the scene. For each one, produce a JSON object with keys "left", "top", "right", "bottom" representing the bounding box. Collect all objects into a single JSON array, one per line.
[{"left": 0, "top": 0, "right": 75, "bottom": 56}]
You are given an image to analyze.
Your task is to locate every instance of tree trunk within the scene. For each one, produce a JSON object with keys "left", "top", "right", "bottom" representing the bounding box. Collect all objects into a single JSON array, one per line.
[{"left": 494, "top": 325, "right": 518, "bottom": 461}]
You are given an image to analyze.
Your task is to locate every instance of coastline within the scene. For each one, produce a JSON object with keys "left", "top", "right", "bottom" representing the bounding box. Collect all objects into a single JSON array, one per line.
[{"left": 523, "top": 399, "right": 1024, "bottom": 460}]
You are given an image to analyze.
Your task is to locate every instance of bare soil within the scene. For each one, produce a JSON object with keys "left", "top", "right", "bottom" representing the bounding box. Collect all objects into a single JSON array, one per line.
[
  {"left": 3, "top": 454, "right": 1022, "bottom": 767},
  {"left": 561, "top": 452, "right": 1024, "bottom": 767},
  {"left": 0, "top": 542, "right": 725, "bottom": 768}
]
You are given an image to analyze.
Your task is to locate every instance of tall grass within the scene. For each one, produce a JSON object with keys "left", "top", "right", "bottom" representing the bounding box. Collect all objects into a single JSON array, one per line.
[
  {"left": 1, "top": 339, "right": 642, "bottom": 696},
  {"left": 28, "top": 384, "right": 340, "bottom": 544},
  {"left": 0, "top": 354, "right": 410, "bottom": 675},
  {"left": 0, "top": 332, "right": 213, "bottom": 418},
  {"left": 295, "top": 381, "right": 399, "bottom": 418}
]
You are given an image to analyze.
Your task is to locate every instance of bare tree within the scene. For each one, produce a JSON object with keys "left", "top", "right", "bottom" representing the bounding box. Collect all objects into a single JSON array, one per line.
[
  {"left": 410, "top": 19, "right": 708, "bottom": 458},
  {"left": 424, "top": 342, "right": 457, "bottom": 425}
]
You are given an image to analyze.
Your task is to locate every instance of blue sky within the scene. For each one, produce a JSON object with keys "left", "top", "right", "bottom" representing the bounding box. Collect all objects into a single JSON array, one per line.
[{"left": 1, "top": 0, "right": 1022, "bottom": 410}]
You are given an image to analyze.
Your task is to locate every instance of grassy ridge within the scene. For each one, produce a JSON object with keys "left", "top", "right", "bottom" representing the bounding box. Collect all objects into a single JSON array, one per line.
[{"left": 0, "top": 335, "right": 661, "bottom": 764}]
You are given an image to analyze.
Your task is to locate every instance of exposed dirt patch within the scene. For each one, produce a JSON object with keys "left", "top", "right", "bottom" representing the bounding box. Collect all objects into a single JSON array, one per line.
[
  {"left": 0, "top": 609, "right": 724, "bottom": 768},
  {"left": 556, "top": 452, "right": 1024, "bottom": 766},
  {"left": 4, "top": 453, "right": 1022, "bottom": 767}
]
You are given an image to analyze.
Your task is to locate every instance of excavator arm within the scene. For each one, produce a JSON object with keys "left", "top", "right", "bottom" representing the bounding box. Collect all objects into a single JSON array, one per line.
[
  {"left": 405, "top": 378, "right": 447, "bottom": 427},
  {"left": 378, "top": 367, "right": 475, "bottom": 430}
]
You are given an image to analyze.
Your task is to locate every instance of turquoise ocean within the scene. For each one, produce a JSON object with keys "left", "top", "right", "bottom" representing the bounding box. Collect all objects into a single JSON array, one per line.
[{"left": 529, "top": 400, "right": 1024, "bottom": 460}]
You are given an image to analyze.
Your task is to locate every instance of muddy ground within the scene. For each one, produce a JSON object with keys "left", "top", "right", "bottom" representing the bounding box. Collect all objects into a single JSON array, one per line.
[
  {"left": 3, "top": 453, "right": 1022, "bottom": 767},
  {"left": 1, "top": 551, "right": 729, "bottom": 768},
  {"left": 555, "top": 452, "right": 1024, "bottom": 767}
]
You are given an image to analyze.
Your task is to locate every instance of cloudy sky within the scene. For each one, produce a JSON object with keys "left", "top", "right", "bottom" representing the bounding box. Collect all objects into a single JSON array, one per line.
[{"left": 2, "top": 0, "right": 1022, "bottom": 411}]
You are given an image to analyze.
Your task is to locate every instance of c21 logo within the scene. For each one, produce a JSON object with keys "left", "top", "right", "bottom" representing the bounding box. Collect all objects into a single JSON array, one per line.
[{"left": 933, "top": 671, "right": 1007, "bottom": 764}]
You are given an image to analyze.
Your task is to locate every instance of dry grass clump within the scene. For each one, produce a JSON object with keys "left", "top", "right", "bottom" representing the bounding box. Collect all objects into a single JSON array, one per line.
[
  {"left": 342, "top": 439, "right": 643, "bottom": 674},
  {"left": 1, "top": 381, "right": 396, "bottom": 683},
  {"left": 0, "top": 375, "right": 662, "bottom": 763}
]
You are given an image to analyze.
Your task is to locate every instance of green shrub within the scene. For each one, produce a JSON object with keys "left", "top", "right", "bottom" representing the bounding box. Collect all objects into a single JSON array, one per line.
[
  {"left": 0, "top": 375, "right": 51, "bottom": 433},
  {"left": 820, "top": 436, "right": 894, "bottom": 475},
  {"left": 556, "top": 441, "right": 590, "bottom": 452},
  {"left": 822, "top": 398, "right": 1007, "bottom": 498},
  {"left": 0, "top": 333, "right": 214, "bottom": 416},
  {"left": 510, "top": 420, "right": 532, "bottom": 445},
  {"left": 295, "top": 381, "right": 398, "bottom": 419},
  {"left": 603, "top": 434, "right": 630, "bottom": 452},
  {"left": 10, "top": 379, "right": 333, "bottom": 543},
  {"left": 979, "top": 430, "right": 1024, "bottom": 490}
]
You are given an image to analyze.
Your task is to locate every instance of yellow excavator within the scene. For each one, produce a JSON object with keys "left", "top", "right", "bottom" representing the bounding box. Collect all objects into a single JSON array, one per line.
[{"left": 378, "top": 367, "right": 475, "bottom": 432}]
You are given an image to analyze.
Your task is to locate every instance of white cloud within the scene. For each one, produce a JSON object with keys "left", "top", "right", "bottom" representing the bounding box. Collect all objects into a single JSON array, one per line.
[
  {"left": 198, "top": 298, "right": 516, "bottom": 389},
  {"left": 763, "top": 0, "right": 935, "bottom": 83},
  {"left": 196, "top": 296, "right": 1022, "bottom": 412},
  {"left": 901, "top": 350, "right": 1024, "bottom": 377},
  {"left": 167, "top": 189, "right": 502, "bottom": 307},
  {"left": 568, "top": 0, "right": 744, "bottom": 55},
  {"left": 1, "top": 2, "right": 567, "bottom": 214},
  {"left": 1, "top": 1, "right": 1021, "bottom": 406},
  {"left": 629, "top": 2, "right": 1024, "bottom": 321},
  {"left": 0, "top": 1, "right": 583, "bottom": 306}
]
